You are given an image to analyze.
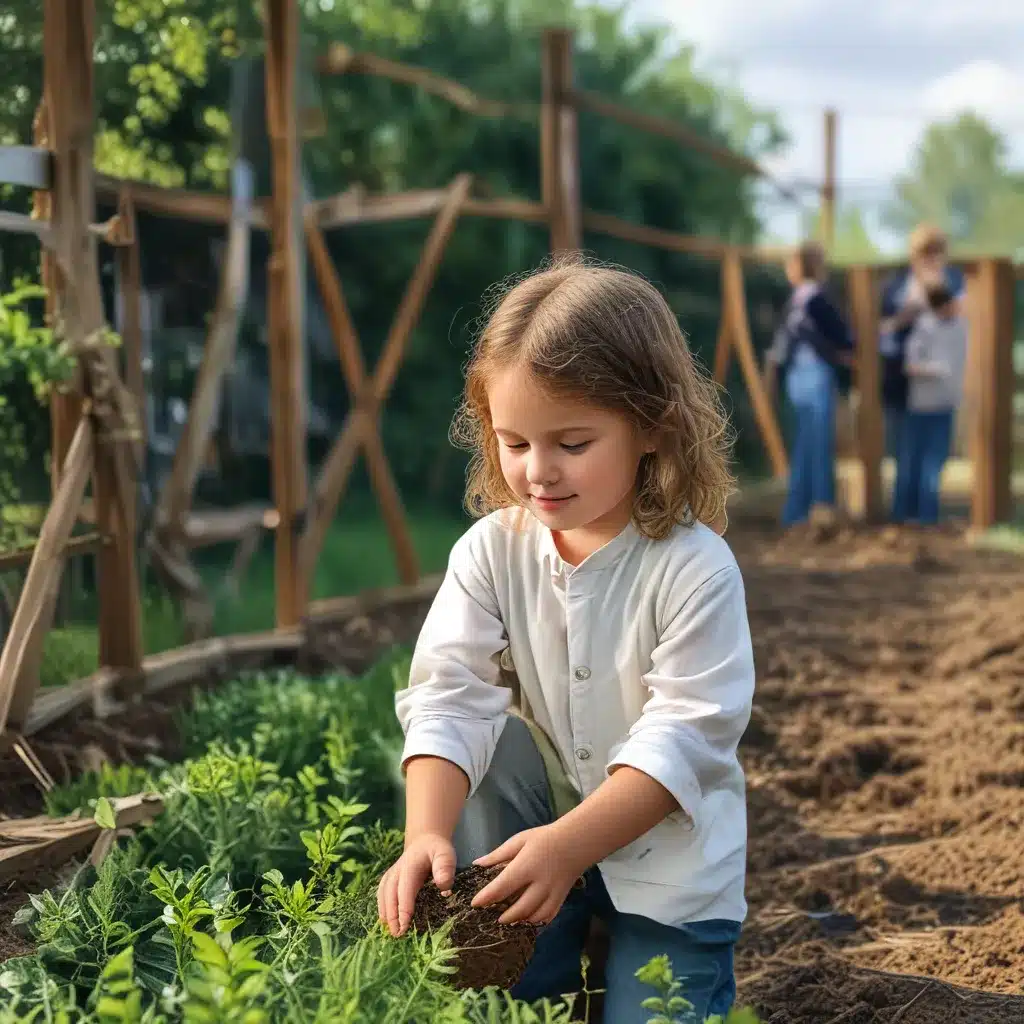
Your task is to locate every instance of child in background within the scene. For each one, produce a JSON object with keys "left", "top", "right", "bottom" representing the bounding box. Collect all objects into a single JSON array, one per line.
[
  {"left": 377, "top": 257, "right": 755, "bottom": 1023},
  {"left": 766, "top": 240, "right": 854, "bottom": 526},
  {"left": 891, "top": 280, "right": 967, "bottom": 525}
]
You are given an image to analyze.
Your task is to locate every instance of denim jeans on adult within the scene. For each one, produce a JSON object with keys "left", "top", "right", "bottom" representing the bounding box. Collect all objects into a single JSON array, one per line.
[
  {"left": 451, "top": 716, "right": 741, "bottom": 1023},
  {"left": 891, "top": 409, "right": 953, "bottom": 524},
  {"left": 883, "top": 406, "right": 905, "bottom": 462},
  {"left": 782, "top": 358, "right": 837, "bottom": 526}
]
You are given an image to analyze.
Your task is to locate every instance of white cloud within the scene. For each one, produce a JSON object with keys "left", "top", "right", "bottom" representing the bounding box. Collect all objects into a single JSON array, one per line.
[
  {"left": 920, "top": 59, "right": 1024, "bottom": 125},
  {"left": 613, "top": 0, "right": 1024, "bottom": 248}
]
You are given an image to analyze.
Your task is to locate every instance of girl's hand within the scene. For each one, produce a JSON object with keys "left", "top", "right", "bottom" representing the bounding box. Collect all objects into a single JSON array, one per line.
[
  {"left": 377, "top": 832, "right": 457, "bottom": 937},
  {"left": 470, "top": 824, "right": 586, "bottom": 926}
]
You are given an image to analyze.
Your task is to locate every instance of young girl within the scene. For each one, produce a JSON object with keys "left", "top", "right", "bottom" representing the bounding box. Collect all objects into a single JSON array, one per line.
[
  {"left": 377, "top": 258, "right": 755, "bottom": 1023},
  {"left": 766, "top": 240, "right": 854, "bottom": 526}
]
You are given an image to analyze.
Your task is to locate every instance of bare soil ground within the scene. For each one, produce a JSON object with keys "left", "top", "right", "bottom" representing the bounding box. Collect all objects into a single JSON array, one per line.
[
  {"left": 728, "top": 516, "right": 1024, "bottom": 1024},
  {"left": 3, "top": 515, "right": 1023, "bottom": 1022}
]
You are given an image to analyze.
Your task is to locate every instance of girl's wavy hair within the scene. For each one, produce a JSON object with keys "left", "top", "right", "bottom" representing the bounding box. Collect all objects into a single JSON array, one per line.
[{"left": 450, "top": 255, "right": 736, "bottom": 538}]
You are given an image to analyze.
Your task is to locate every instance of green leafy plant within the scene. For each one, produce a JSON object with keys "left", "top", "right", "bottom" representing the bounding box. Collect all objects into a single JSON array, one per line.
[
  {"left": 636, "top": 954, "right": 761, "bottom": 1024},
  {"left": 10, "top": 658, "right": 764, "bottom": 1024},
  {"left": 184, "top": 932, "right": 270, "bottom": 1024},
  {"left": 46, "top": 764, "right": 157, "bottom": 818},
  {"left": 0, "top": 280, "right": 75, "bottom": 551}
]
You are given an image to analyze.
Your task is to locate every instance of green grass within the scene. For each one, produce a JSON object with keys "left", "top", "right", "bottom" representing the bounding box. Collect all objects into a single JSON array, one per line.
[{"left": 201, "top": 508, "right": 468, "bottom": 636}]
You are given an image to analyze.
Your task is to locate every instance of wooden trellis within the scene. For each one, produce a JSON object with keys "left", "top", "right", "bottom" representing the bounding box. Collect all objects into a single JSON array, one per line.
[
  {"left": 0, "top": 6, "right": 1018, "bottom": 784},
  {"left": 712, "top": 251, "right": 789, "bottom": 479},
  {"left": 0, "top": 0, "right": 144, "bottom": 766},
  {"left": 300, "top": 174, "right": 473, "bottom": 591}
]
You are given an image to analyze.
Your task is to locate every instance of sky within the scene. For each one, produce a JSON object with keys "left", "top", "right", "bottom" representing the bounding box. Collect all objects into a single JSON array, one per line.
[{"left": 619, "top": 0, "right": 1024, "bottom": 252}]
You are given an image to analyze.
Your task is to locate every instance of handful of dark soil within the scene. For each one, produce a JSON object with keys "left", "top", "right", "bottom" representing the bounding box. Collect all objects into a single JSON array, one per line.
[{"left": 411, "top": 864, "right": 541, "bottom": 990}]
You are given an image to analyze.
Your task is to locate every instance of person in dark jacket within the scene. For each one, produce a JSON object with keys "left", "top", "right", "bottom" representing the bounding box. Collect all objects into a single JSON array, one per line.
[
  {"left": 766, "top": 240, "right": 855, "bottom": 526},
  {"left": 879, "top": 223, "right": 965, "bottom": 472}
]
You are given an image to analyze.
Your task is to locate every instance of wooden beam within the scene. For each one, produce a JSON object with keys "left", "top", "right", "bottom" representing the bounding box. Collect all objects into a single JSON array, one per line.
[
  {"left": 847, "top": 265, "right": 884, "bottom": 522},
  {"left": 821, "top": 109, "right": 837, "bottom": 252},
  {"left": 582, "top": 210, "right": 790, "bottom": 264},
  {"left": 115, "top": 192, "right": 145, "bottom": 453},
  {"left": 94, "top": 174, "right": 271, "bottom": 229},
  {"left": 305, "top": 206, "right": 367, "bottom": 390},
  {"left": 311, "top": 186, "right": 546, "bottom": 230},
  {"left": 0, "top": 793, "right": 163, "bottom": 884},
  {"left": 712, "top": 305, "right": 733, "bottom": 385},
  {"left": 0, "top": 532, "right": 105, "bottom": 573},
  {"left": 33, "top": 99, "right": 79, "bottom": 495},
  {"left": 970, "top": 258, "right": 1015, "bottom": 529},
  {"left": 264, "top": 0, "right": 309, "bottom": 628},
  {"left": 571, "top": 89, "right": 796, "bottom": 202},
  {"left": 307, "top": 572, "right": 444, "bottom": 624},
  {"left": 0, "top": 209, "right": 51, "bottom": 241},
  {"left": 152, "top": 161, "right": 254, "bottom": 541},
  {"left": 541, "top": 28, "right": 582, "bottom": 255},
  {"left": 0, "top": 418, "right": 93, "bottom": 735},
  {"left": 0, "top": 144, "right": 52, "bottom": 189},
  {"left": 373, "top": 173, "right": 473, "bottom": 398},
  {"left": 318, "top": 44, "right": 528, "bottom": 118},
  {"left": 721, "top": 250, "right": 788, "bottom": 478},
  {"left": 301, "top": 174, "right": 472, "bottom": 581},
  {"left": 43, "top": 1, "right": 143, "bottom": 680},
  {"left": 57, "top": 2, "right": 142, "bottom": 681}
]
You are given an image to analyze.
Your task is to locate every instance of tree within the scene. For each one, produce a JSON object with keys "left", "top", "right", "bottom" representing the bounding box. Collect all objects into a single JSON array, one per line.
[
  {"left": 884, "top": 112, "right": 1024, "bottom": 258},
  {"left": 0, "top": 0, "right": 789, "bottom": 504},
  {"left": 803, "top": 203, "right": 880, "bottom": 265}
]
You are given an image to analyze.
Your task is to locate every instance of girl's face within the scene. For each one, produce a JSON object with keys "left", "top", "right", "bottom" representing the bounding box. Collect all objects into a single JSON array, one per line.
[{"left": 488, "top": 364, "right": 654, "bottom": 561}]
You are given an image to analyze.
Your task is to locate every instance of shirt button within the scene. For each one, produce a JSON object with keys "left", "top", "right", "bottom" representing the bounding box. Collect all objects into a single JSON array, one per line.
[
  {"left": 574, "top": 666, "right": 591, "bottom": 681},
  {"left": 574, "top": 747, "right": 592, "bottom": 761}
]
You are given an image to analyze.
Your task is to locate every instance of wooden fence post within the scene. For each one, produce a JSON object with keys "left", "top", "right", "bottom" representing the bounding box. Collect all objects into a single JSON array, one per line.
[
  {"left": 44, "top": 0, "right": 143, "bottom": 681},
  {"left": 719, "top": 251, "right": 788, "bottom": 478},
  {"left": 264, "top": 0, "right": 309, "bottom": 628},
  {"left": 970, "top": 258, "right": 1015, "bottom": 529},
  {"left": 847, "top": 265, "right": 884, "bottom": 521},
  {"left": 541, "top": 28, "right": 582, "bottom": 255}
]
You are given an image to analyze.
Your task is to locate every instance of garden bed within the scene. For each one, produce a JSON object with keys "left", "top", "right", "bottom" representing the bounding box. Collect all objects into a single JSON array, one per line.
[{"left": 2, "top": 517, "right": 1024, "bottom": 1022}]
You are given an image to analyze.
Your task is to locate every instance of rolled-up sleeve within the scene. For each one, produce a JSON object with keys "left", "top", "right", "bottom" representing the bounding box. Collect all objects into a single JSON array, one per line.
[
  {"left": 395, "top": 523, "right": 512, "bottom": 796},
  {"left": 607, "top": 564, "right": 755, "bottom": 830}
]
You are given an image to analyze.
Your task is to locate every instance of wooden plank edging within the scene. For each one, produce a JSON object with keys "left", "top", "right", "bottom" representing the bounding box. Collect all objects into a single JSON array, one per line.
[{"left": 17, "top": 574, "right": 444, "bottom": 739}]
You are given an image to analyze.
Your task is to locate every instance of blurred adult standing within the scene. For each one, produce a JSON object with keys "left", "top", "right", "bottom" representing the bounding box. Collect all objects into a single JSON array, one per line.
[{"left": 879, "top": 224, "right": 965, "bottom": 473}]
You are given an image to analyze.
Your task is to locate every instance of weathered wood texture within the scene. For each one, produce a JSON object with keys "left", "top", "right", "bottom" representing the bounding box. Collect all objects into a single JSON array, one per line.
[
  {"left": 300, "top": 174, "right": 472, "bottom": 585},
  {"left": 0, "top": 793, "right": 163, "bottom": 883},
  {"left": 541, "top": 28, "right": 582, "bottom": 254},
  {"left": 0, "top": 418, "right": 93, "bottom": 735},
  {"left": 264, "top": 0, "right": 309, "bottom": 628},
  {"left": 969, "top": 259, "right": 1015, "bottom": 528},
  {"left": 847, "top": 265, "right": 884, "bottom": 521},
  {"left": 714, "top": 251, "right": 789, "bottom": 478}
]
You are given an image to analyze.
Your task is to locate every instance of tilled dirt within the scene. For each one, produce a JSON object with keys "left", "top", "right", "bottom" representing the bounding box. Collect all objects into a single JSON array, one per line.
[
  {"left": 3, "top": 517, "right": 1024, "bottom": 1022},
  {"left": 730, "top": 519, "right": 1024, "bottom": 1023}
]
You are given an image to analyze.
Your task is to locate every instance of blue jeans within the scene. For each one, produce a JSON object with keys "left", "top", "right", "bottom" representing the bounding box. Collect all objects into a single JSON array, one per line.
[
  {"left": 891, "top": 410, "right": 953, "bottom": 524},
  {"left": 452, "top": 717, "right": 741, "bottom": 1023},
  {"left": 883, "top": 406, "right": 905, "bottom": 462},
  {"left": 782, "top": 359, "right": 837, "bottom": 526}
]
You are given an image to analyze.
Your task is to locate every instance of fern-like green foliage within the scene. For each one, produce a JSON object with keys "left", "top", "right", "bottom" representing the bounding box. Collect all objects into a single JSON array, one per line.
[
  {"left": 0, "top": 280, "right": 76, "bottom": 552},
  {"left": 11, "top": 656, "right": 763, "bottom": 1024}
]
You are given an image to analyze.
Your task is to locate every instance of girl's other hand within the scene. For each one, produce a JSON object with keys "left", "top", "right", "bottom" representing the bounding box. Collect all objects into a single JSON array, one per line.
[
  {"left": 471, "top": 824, "right": 586, "bottom": 926},
  {"left": 377, "top": 832, "right": 457, "bottom": 937}
]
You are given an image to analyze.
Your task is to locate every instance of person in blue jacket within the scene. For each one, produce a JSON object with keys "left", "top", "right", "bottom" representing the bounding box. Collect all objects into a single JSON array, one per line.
[
  {"left": 879, "top": 223, "right": 965, "bottom": 481},
  {"left": 766, "top": 240, "right": 855, "bottom": 527}
]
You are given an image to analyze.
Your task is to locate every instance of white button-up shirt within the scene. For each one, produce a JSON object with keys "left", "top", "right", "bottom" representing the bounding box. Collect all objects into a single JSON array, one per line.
[{"left": 395, "top": 507, "right": 755, "bottom": 926}]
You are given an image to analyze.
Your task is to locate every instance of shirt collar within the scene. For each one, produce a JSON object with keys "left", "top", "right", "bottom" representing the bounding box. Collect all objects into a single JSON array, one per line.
[{"left": 539, "top": 517, "right": 641, "bottom": 577}]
